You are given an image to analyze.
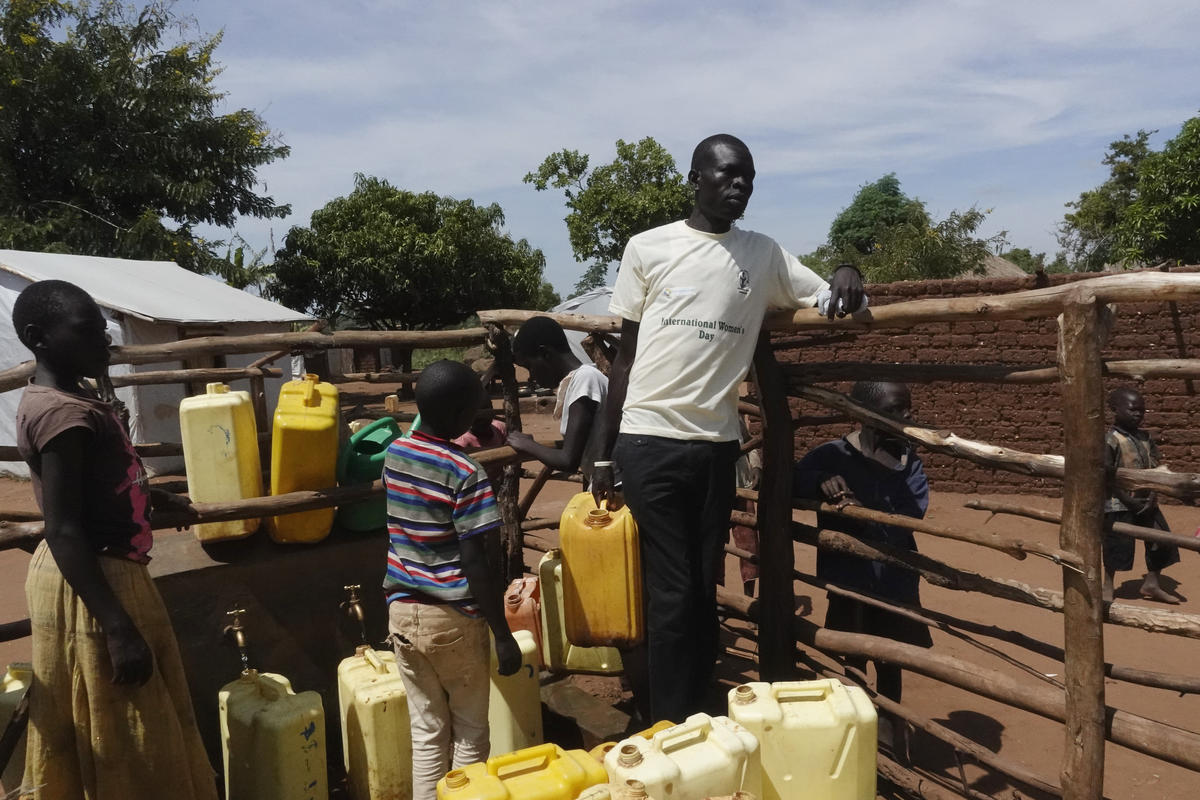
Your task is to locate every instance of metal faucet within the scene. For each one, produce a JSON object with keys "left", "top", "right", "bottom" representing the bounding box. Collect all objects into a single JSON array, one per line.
[
  {"left": 223, "top": 608, "right": 249, "bottom": 670},
  {"left": 341, "top": 584, "right": 366, "bottom": 643}
]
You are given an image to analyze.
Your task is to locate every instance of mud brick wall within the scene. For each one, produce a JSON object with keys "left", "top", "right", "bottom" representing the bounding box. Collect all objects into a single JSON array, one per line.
[{"left": 776, "top": 268, "right": 1200, "bottom": 496}]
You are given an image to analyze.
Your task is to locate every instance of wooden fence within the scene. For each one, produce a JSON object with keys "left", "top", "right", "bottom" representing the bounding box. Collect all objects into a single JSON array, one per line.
[{"left": 3, "top": 271, "right": 1200, "bottom": 798}]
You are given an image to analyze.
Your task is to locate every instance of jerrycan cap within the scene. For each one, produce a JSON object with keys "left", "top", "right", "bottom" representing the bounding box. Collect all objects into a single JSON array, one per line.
[
  {"left": 355, "top": 644, "right": 370, "bottom": 657},
  {"left": 205, "top": 382, "right": 230, "bottom": 394},
  {"left": 444, "top": 770, "right": 469, "bottom": 790},
  {"left": 585, "top": 507, "right": 612, "bottom": 527},
  {"left": 734, "top": 684, "right": 757, "bottom": 704},
  {"left": 504, "top": 592, "right": 522, "bottom": 607},
  {"left": 617, "top": 743, "right": 643, "bottom": 767},
  {"left": 625, "top": 780, "right": 648, "bottom": 798}
]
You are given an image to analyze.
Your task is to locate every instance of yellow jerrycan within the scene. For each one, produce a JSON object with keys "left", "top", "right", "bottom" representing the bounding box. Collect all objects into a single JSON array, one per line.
[
  {"left": 337, "top": 645, "right": 411, "bottom": 800},
  {"left": 727, "top": 680, "right": 876, "bottom": 800},
  {"left": 537, "top": 550, "right": 622, "bottom": 674},
  {"left": 437, "top": 742, "right": 607, "bottom": 800},
  {"left": 219, "top": 669, "right": 328, "bottom": 800},
  {"left": 559, "top": 493, "right": 643, "bottom": 648},
  {"left": 0, "top": 662, "right": 31, "bottom": 793},
  {"left": 179, "top": 382, "right": 263, "bottom": 542},
  {"left": 488, "top": 629, "right": 543, "bottom": 757},
  {"left": 268, "top": 374, "right": 339, "bottom": 543},
  {"left": 603, "top": 713, "right": 761, "bottom": 800}
]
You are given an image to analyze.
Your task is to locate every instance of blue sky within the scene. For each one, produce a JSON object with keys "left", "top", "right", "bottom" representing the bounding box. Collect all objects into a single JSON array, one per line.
[{"left": 184, "top": 0, "right": 1200, "bottom": 296}]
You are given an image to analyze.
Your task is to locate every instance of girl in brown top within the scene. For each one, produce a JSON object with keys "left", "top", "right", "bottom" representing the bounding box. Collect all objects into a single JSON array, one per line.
[{"left": 13, "top": 280, "right": 216, "bottom": 800}]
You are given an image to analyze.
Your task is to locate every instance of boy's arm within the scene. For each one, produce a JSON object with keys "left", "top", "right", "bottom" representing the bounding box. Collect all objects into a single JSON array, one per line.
[
  {"left": 592, "top": 318, "right": 639, "bottom": 506},
  {"left": 458, "top": 533, "right": 520, "bottom": 676},
  {"left": 507, "top": 397, "right": 598, "bottom": 472},
  {"left": 39, "top": 427, "right": 153, "bottom": 686}
]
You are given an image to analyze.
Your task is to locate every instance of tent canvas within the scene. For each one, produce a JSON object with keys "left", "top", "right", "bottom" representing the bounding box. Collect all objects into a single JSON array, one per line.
[{"left": 0, "top": 250, "right": 313, "bottom": 477}]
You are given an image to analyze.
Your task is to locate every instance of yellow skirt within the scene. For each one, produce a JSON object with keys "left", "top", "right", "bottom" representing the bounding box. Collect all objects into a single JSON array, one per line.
[{"left": 19, "top": 541, "right": 217, "bottom": 800}]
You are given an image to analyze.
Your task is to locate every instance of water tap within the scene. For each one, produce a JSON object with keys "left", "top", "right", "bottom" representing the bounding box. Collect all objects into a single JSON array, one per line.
[
  {"left": 341, "top": 584, "right": 367, "bottom": 643},
  {"left": 223, "top": 608, "right": 250, "bottom": 670}
]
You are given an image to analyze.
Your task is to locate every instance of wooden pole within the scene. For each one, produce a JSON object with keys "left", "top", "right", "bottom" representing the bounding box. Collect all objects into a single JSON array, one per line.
[
  {"left": 486, "top": 324, "right": 525, "bottom": 582},
  {"left": 518, "top": 464, "right": 554, "bottom": 521},
  {"left": 784, "top": 357, "right": 1200, "bottom": 385},
  {"left": 792, "top": 522, "right": 1200, "bottom": 639},
  {"left": 1056, "top": 293, "right": 1107, "bottom": 799},
  {"left": 751, "top": 335, "right": 796, "bottom": 681},
  {"left": 965, "top": 497, "right": 1200, "bottom": 554}
]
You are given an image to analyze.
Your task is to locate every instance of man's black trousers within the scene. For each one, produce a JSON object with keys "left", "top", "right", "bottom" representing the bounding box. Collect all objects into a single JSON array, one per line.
[{"left": 615, "top": 433, "right": 739, "bottom": 723}]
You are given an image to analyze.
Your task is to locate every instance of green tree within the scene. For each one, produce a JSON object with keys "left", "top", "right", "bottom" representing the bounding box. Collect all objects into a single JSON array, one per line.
[
  {"left": 525, "top": 137, "right": 692, "bottom": 294},
  {"left": 269, "top": 175, "right": 552, "bottom": 330},
  {"left": 828, "top": 173, "right": 928, "bottom": 254},
  {"left": 803, "top": 174, "right": 1004, "bottom": 282},
  {"left": 1114, "top": 116, "right": 1200, "bottom": 265},
  {"left": 0, "top": 1, "right": 289, "bottom": 273},
  {"left": 1057, "top": 131, "right": 1153, "bottom": 270}
]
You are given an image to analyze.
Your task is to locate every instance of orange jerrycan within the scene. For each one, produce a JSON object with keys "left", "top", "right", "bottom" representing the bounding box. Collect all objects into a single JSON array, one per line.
[
  {"left": 488, "top": 629, "right": 543, "bottom": 757},
  {"left": 537, "top": 550, "right": 622, "bottom": 674},
  {"left": 268, "top": 374, "right": 339, "bottom": 543},
  {"left": 437, "top": 743, "right": 607, "bottom": 800},
  {"left": 560, "top": 493, "right": 643, "bottom": 648},
  {"left": 219, "top": 669, "right": 328, "bottom": 800},
  {"left": 728, "top": 681, "right": 875, "bottom": 800},
  {"left": 337, "top": 645, "right": 411, "bottom": 800},
  {"left": 179, "top": 382, "right": 263, "bottom": 542},
  {"left": 503, "top": 576, "right": 543, "bottom": 666},
  {"left": 603, "top": 713, "right": 761, "bottom": 800},
  {"left": 1, "top": 662, "right": 32, "bottom": 793}
]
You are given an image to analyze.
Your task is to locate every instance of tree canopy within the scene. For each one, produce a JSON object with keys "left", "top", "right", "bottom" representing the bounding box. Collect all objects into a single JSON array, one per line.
[
  {"left": 269, "top": 175, "right": 555, "bottom": 330},
  {"left": 0, "top": 0, "right": 289, "bottom": 273},
  {"left": 804, "top": 174, "right": 1005, "bottom": 282},
  {"left": 525, "top": 137, "right": 692, "bottom": 294}
]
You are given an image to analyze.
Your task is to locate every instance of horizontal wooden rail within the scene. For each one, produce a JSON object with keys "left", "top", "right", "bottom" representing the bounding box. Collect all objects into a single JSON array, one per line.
[
  {"left": 966, "top": 498, "right": 1200, "bottom": 554},
  {"left": 0, "top": 618, "right": 30, "bottom": 643},
  {"left": 0, "top": 432, "right": 271, "bottom": 464},
  {"left": 109, "top": 366, "right": 283, "bottom": 388},
  {"left": 790, "top": 382, "right": 1200, "bottom": 501},
  {"left": 0, "top": 442, "right": 549, "bottom": 551},
  {"left": 334, "top": 370, "right": 420, "bottom": 384},
  {"left": 0, "top": 328, "right": 489, "bottom": 392},
  {"left": 766, "top": 271, "right": 1200, "bottom": 331},
  {"left": 477, "top": 309, "right": 620, "bottom": 334},
  {"left": 785, "top": 358, "right": 1200, "bottom": 385},
  {"left": 793, "top": 521, "right": 1200, "bottom": 638}
]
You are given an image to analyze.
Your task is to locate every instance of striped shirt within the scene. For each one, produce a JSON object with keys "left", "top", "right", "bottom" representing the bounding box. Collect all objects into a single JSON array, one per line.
[{"left": 382, "top": 429, "right": 501, "bottom": 615}]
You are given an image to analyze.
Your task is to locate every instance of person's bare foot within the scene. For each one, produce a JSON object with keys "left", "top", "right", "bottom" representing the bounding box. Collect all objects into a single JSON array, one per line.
[{"left": 1140, "top": 584, "right": 1181, "bottom": 604}]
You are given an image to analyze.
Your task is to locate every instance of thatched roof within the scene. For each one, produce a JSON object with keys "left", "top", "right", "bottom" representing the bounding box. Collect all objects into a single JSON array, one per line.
[{"left": 975, "top": 254, "right": 1028, "bottom": 278}]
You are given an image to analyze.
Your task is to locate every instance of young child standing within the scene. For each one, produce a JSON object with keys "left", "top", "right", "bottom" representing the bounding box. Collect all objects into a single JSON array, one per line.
[
  {"left": 383, "top": 360, "right": 521, "bottom": 800},
  {"left": 1103, "top": 387, "right": 1181, "bottom": 604},
  {"left": 13, "top": 280, "right": 216, "bottom": 800},
  {"left": 506, "top": 316, "right": 609, "bottom": 488}
]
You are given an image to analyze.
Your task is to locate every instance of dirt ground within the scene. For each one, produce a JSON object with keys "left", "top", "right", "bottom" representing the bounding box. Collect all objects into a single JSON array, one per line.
[{"left": 2, "top": 400, "right": 1198, "bottom": 798}]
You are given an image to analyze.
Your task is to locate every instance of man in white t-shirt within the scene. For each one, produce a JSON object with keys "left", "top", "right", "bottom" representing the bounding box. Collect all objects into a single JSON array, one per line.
[
  {"left": 507, "top": 315, "right": 609, "bottom": 487},
  {"left": 593, "top": 133, "right": 866, "bottom": 721}
]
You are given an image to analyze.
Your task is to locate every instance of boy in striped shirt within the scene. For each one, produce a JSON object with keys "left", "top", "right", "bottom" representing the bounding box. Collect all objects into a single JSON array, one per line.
[{"left": 384, "top": 360, "right": 521, "bottom": 800}]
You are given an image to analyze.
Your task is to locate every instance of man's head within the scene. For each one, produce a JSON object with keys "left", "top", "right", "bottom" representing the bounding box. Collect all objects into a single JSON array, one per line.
[
  {"left": 851, "top": 381, "right": 912, "bottom": 449},
  {"left": 415, "top": 360, "right": 484, "bottom": 439},
  {"left": 1108, "top": 386, "right": 1145, "bottom": 431},
  {"left": 14, "top": 280, "right": 111, "bottom": 379},
  {"left": 513, "top": 316, "right": 573, "bottom": 388},
  {"left": 688, "top": 134, "right": 755, "bottom": 227}
]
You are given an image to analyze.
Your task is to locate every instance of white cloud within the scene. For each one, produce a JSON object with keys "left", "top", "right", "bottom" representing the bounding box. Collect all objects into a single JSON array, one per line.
[{"left": 182, "top": 0, "right": 1200, "bottom": 292}]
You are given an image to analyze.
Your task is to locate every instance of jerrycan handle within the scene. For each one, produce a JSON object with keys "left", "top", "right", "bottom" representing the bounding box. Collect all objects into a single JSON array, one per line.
[
  {"left": 488, "top": 743, "right": 559, "bottom": 778},
  {"left": 657, "top": 716, "right": 713, "bottom": 755},
  {"left": 362, "top": 646, "right": 389, "bottom": 675},
  {"left": 775, "top": 682, "right": 834, "bottom": 703},
  {"left": 256, "top": 673, "right": 290, "bottom": 702},
  {"left": 300, "top": 374, "right": 320, "bottom": 406}
]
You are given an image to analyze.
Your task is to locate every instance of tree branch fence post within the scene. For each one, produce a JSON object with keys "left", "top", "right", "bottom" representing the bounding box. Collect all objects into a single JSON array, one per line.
[
  {"left": 486, "top": 324, "right": 525, "bottom": 582},
  {"left": 752, "top": 334, "right": 797, "bottom": 681},
  {"left": 1057, "top": 292, "right": 1108, "bottom": 799}
]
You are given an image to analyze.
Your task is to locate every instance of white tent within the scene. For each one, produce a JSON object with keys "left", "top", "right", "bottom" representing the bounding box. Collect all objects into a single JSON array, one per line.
[
  {"left": 0, "top": 250, "right": 313, "bottom": 477},
  {"left": 551, "top": 286, "right": 615, "bottom": 363}
]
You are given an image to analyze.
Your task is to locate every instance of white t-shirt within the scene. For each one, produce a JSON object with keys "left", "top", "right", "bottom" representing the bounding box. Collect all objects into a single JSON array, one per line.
[
  {"left": 554, "top": 364, "right": 608, "bottom": 483},
  {"left": 609, "top": 220, "right": 827, "bottom": 442}
]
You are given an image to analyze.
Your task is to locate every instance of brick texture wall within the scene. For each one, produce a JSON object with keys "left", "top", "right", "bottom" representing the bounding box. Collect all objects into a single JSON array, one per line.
[{"left": 777, "top": 268, "right": 1200, "bottom": 496}]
